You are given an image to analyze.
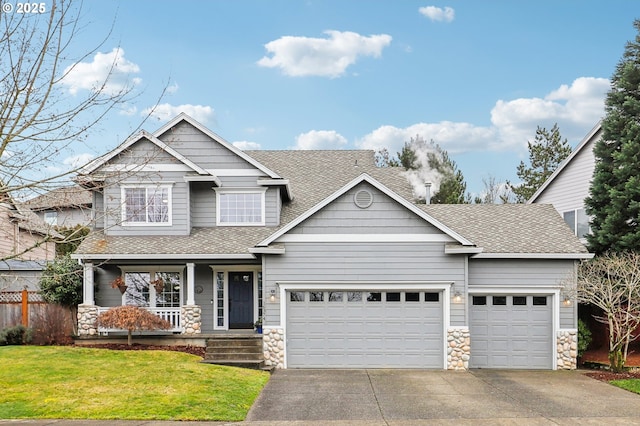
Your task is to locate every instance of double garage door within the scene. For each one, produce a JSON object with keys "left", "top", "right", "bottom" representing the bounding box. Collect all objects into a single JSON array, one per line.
[
  {"left": 286, "top": 289, "right": 444, "bottom": 368},
  {"left": 470, "top": 294, "right": 553, "bottom": 369}
]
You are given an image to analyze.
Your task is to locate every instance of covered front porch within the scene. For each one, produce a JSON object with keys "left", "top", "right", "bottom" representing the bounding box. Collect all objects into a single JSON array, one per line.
[{"left": 77, "top": 261, "right": 264, "bottom": 337}]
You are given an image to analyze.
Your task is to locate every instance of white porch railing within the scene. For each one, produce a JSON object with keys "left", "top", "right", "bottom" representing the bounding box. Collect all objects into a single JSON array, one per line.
[{"left": 97, "top": 307, "right": 183, "bottom": 334}]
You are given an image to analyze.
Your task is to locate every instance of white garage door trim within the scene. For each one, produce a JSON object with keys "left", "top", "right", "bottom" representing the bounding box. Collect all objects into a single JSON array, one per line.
[
  {"left": 277, "top": 281, "right": 454, "bottom": 369},
  {"left": 468, "top": 286, "right": 560, "bottom": 369}
]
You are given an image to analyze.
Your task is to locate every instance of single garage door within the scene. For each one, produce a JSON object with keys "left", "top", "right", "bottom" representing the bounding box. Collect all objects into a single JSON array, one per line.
[
  {"left": 286, "top": 289, "right": 444, "bottom": 368},
  {"left": 470, "top": 295, "right": 553, "bottom": 369}
]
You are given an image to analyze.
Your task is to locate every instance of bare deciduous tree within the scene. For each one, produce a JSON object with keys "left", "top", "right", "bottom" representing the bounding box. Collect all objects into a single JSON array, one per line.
[
  {"left": 0, "top": 0, "right": 165, "bottom": 260},
  {"left": 567, "top": 252, "right": 640, "bottom": 372}
]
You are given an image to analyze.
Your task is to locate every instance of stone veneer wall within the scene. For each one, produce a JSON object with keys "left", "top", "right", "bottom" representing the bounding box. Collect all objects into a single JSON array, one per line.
[
  {"left": 447, "top": 327, "right": 470, "bottom": 370},
  {"left": 77, "top": 304, "right": 98, "bottom": 336},
  {"left": 181, "top": 305, "right": 202, "bottom": 335},
  {"left": 263, "top": 327, "right": 285, "bottom": 369},
  {"left": 557, "top": 329, "right": 578, "bottom": 370}
]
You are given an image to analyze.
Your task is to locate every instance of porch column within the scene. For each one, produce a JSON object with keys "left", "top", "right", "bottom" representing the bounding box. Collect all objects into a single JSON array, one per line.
[
  {"left": 82, "top": 261, "right": 94, "bottom": 305},
  {"left": 186, "top": 262, "right": 195, "bottom": 305}
]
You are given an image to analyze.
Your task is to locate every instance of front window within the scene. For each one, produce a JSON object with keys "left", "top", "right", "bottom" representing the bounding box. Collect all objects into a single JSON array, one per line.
[
  {"left": 122, "top": 269, "right": 182, "bottom": 307},
  {"left": 216, "top": 190, "right": 264, "bottom": 226},
  {"left": 122, "top": 185, "right": 171, "bottom": 225}
]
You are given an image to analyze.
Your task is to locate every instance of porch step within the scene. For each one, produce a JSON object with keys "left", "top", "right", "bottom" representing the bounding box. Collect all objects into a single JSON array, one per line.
[{"left": 202, "top": 335, "right": 264, "bottom": 369}]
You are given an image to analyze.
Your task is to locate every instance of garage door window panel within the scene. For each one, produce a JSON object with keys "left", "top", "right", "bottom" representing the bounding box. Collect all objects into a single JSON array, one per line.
[
  {"left": 493, "top": 296, "right": 507, "bottom": 305},
  {"left": 425, "top": 292, "right": 440, "bottom": 302},
  {"left": 405, "top": 292, "right": 420, "bottom": 302},
  {"left": 329, "top": 292, "right": 343, "bottom": 302},
  {"left": 310, "top": 291, "right": 324, "bottom": 302},
  {"left": 386, "top": 292, "right": 401, "bottom": 302},
  {"left": 533, "top": 296, "right": 547, "bottom": 305},
  {"left": 347, "top": 292, "right": 362, "bottom": 302},
  {"left": 512, "top": 296, "right": 527, "bottom": 305},
  {"left": 290, "top": 291, "right": 305, "bottom": 302},
  {"left": 472, "top": 296, "right": 487, "bottom": 305},
  {"left": 367, "top": 292, "right": 382, "bottom": 302}
]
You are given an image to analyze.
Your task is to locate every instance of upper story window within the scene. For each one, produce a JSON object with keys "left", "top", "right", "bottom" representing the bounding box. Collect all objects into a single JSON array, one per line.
[
  {"left": 563, "top": 208, "right": 589, "bottom": 239},
  {"left": 121, "top": 185, "right": 172, "bottom": 226},
  {"left": 44, "top": 211, "right": 58, "bottom": 226},
  {"left": 216, "top": 189, "right": 265, "bottom": 226}
]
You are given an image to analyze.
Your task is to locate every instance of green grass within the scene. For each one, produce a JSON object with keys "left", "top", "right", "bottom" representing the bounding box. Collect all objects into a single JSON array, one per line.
[
  {"left": 0, "top": 346, "right": 270, "bottom": 421},
  {"left": 611, "top": 379, "right": 640, "bottom": 394}
]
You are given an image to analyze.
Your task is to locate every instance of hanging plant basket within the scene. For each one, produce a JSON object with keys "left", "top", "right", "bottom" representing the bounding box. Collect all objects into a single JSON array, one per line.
[
  {"left": 151, "top": 278, "right": 164, "bottom": 293},
  {"left": 110, "top": 276, "right": 127, "bottom": 294}
]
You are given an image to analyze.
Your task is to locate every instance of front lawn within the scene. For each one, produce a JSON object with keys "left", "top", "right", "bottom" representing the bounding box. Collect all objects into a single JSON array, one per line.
[
  {"left": 0, "top": 346, "right": 269, "bottom": 421},
  {"left": 611, "top": 379, "right": 640, "bottom": 394}
]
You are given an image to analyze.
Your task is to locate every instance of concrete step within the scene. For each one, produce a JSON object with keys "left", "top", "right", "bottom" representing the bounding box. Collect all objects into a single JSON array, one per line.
[
  {"left": 205, "top": 352, "right": 263, "bottom": 361},
  {"left": 206, "top": 345, "right": 261, "bottom": 354}
]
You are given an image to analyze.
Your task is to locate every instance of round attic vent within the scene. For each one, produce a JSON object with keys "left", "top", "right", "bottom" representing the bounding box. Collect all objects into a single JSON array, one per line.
[{"left": 354, "top": 189, "right": 373, "bottom": 209}]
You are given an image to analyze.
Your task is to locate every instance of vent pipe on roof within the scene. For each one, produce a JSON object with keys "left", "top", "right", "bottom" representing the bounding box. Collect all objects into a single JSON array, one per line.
[{"left": 424, "top": 182, "right": 432, "bottom": 205}]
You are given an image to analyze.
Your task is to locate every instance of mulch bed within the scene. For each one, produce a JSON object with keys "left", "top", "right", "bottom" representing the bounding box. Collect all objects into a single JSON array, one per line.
[{"left": 581, "top": 346, "right": 640, "bottom": 382}]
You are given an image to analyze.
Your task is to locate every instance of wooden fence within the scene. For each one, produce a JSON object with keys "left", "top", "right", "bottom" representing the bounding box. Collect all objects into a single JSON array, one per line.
[{"left": 0, "top": 290, "right": 73, "bottom": 333}]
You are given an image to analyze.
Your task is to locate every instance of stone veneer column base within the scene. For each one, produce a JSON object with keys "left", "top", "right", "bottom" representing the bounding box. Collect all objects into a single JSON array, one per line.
[
  {"left": 557, "top": 329, "right": 578, "bottom": 370},
  {"left": 447, "top": 327, "right": 470, "bottom": 370},
  {"left": 181, "top": 305, "right": 202, "bottom": 335},
  {"left": 263, "top": 327, "right": 285, "bottom": 369},
  {"left": 77, "top": 304, "right": 99, "bottom": 336}
]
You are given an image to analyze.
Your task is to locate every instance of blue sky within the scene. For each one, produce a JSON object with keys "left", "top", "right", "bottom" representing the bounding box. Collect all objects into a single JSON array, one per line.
[{"left": 53, "top": 0, "right": 638, "bottom": 197}]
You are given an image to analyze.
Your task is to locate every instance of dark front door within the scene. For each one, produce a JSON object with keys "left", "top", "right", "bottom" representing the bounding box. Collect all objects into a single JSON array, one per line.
[{"left": 229, "top": 272, "right": 254, "bottom": 329}]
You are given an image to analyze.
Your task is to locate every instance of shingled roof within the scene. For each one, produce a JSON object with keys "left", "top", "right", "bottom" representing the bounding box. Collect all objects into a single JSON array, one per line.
[
  {"left": 421, "top": 203, "right": 589, "bottom": 255},
  {"left": 75, "top": 149, "right": 588, "bottom": 259},
  {"left": 23, "top": 185, "right": 92, "bottom": 210}
]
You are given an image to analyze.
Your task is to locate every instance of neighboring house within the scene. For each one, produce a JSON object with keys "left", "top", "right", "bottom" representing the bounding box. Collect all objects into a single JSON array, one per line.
[
  {"left": 72, "top": 113, "right": 591, "bottom": 370},
  {"left": 0, "top": 193, "right": 62, "bottom": 291},
  {"left": 528, "top": 122, "right": 602, "bottom": 243},
  {"left": 24, "top": 185, "right": 93, "bottom": 228}
]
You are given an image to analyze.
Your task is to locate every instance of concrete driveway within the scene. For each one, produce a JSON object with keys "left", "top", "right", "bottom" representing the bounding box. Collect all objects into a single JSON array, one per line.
[{"left": 246, "top": 369, "right": 640, "bottom": 424}]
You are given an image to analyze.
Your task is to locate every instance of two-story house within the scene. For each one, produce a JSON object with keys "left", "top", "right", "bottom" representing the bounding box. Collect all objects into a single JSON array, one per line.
[
  {"left": 73, "top": 113, "right": 591, "bottom": 370},
  {"left": 0, "top": 192, "right": 62, "bottom": 291},
  {"left": 528, "top": 122, "right": 601, "bottom": 243},
  {"left": 24, "top": 185, "right": 93, "bottom": 228}
]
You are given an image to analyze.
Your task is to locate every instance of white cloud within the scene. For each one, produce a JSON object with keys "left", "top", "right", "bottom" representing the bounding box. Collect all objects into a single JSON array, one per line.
[
  {"left": 61, "top": 48, "right": 142, "bottom": 95},
  {"left": 167, "top": 82, "right": 180, "bottom": 94},
  {"left": 357, "top": 77, "right": 608, "bottom": 155},
  {"left": 233, "top": 141, "right": 262, "bottom": 150},
  {"left": 63, "top": 153, "right": 95, "bottom": 168},
  {"left": 356, "top": 122, "right": 496, "bottom": 155},
  {"left": 257, "top": 30, "right": 392, "bottom": 78},
  {"left": 142, "top": 103, "right": 215, "bottom": 124},
  {"left": 491, "top": 77, "right": 609, "bottom": 149},
  {"left": 419, "top": 6, "right": 455, "bottom": 22},
  {"left": 295, "top": 130, "right": 348, "bottom": 150},
  {"left": 119, "top": 104, "right": 138, "bottom": 116}
]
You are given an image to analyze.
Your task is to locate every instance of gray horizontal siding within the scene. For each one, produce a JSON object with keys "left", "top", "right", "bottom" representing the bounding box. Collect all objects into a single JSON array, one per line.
[
  {"left": 157, "top": 121, "right": 258, "bottom": 171},
  {"left": 290, "top": 182, "right": 444, "bottom": 235},
  {"left": 263, "top": 242, "right": 466, "bottom": 326},
  {"left": 107, "top": 138, "right": 181, "bottom": 165},
  {"left": 468, "top": 259, "right": 574, "bottom": 287},
  {"left": 535, "top": 136, "right": 596, "bottom": 213},
  {"left": 94, "top": 191, "right": 104, "bottom": 229}
]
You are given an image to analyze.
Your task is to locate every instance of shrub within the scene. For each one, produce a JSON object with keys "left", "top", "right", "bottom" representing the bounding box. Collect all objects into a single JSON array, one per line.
[
  {"left": 578, "top": 318, "right": 592, "bottom": 358},
  {"left": 97, "top": 306, "right": 172, "bottom": 345},
  {"left": 30, "top": 304, "right": 74, "bottom": 345},
  {"left": 0, "top": 324, "right": 33, "bottom": 345}
]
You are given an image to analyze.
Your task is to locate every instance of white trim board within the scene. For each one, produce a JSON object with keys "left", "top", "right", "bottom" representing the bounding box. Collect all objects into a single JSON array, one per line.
[{"left": 276, "top": 234, "right": 456, "bottom": 243}]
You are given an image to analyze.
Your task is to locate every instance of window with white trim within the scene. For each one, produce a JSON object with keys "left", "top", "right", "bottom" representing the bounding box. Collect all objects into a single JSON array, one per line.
[
  {"left": 120, "top": 268, "right": 182, "bottom": 308},
  {"left": 216, "top": 190, "right": 265, "bottom": 226},
  {"left": 121, "top": 185, "right": 172, "bottom": 225},
  {"left": 44, "top": 211, "right": 58, "bottom": 226},
  {"left": 563, "top": 208, "right": 589, "bottom": 239}
]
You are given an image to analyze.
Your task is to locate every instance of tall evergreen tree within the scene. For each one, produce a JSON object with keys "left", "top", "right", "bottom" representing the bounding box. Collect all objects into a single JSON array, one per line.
[
  {"left": 508, "top": 123, "right": 572, "bottom": 203},
  {"left": 585, "top": 19, "right": 640, "bottom": 254}
]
